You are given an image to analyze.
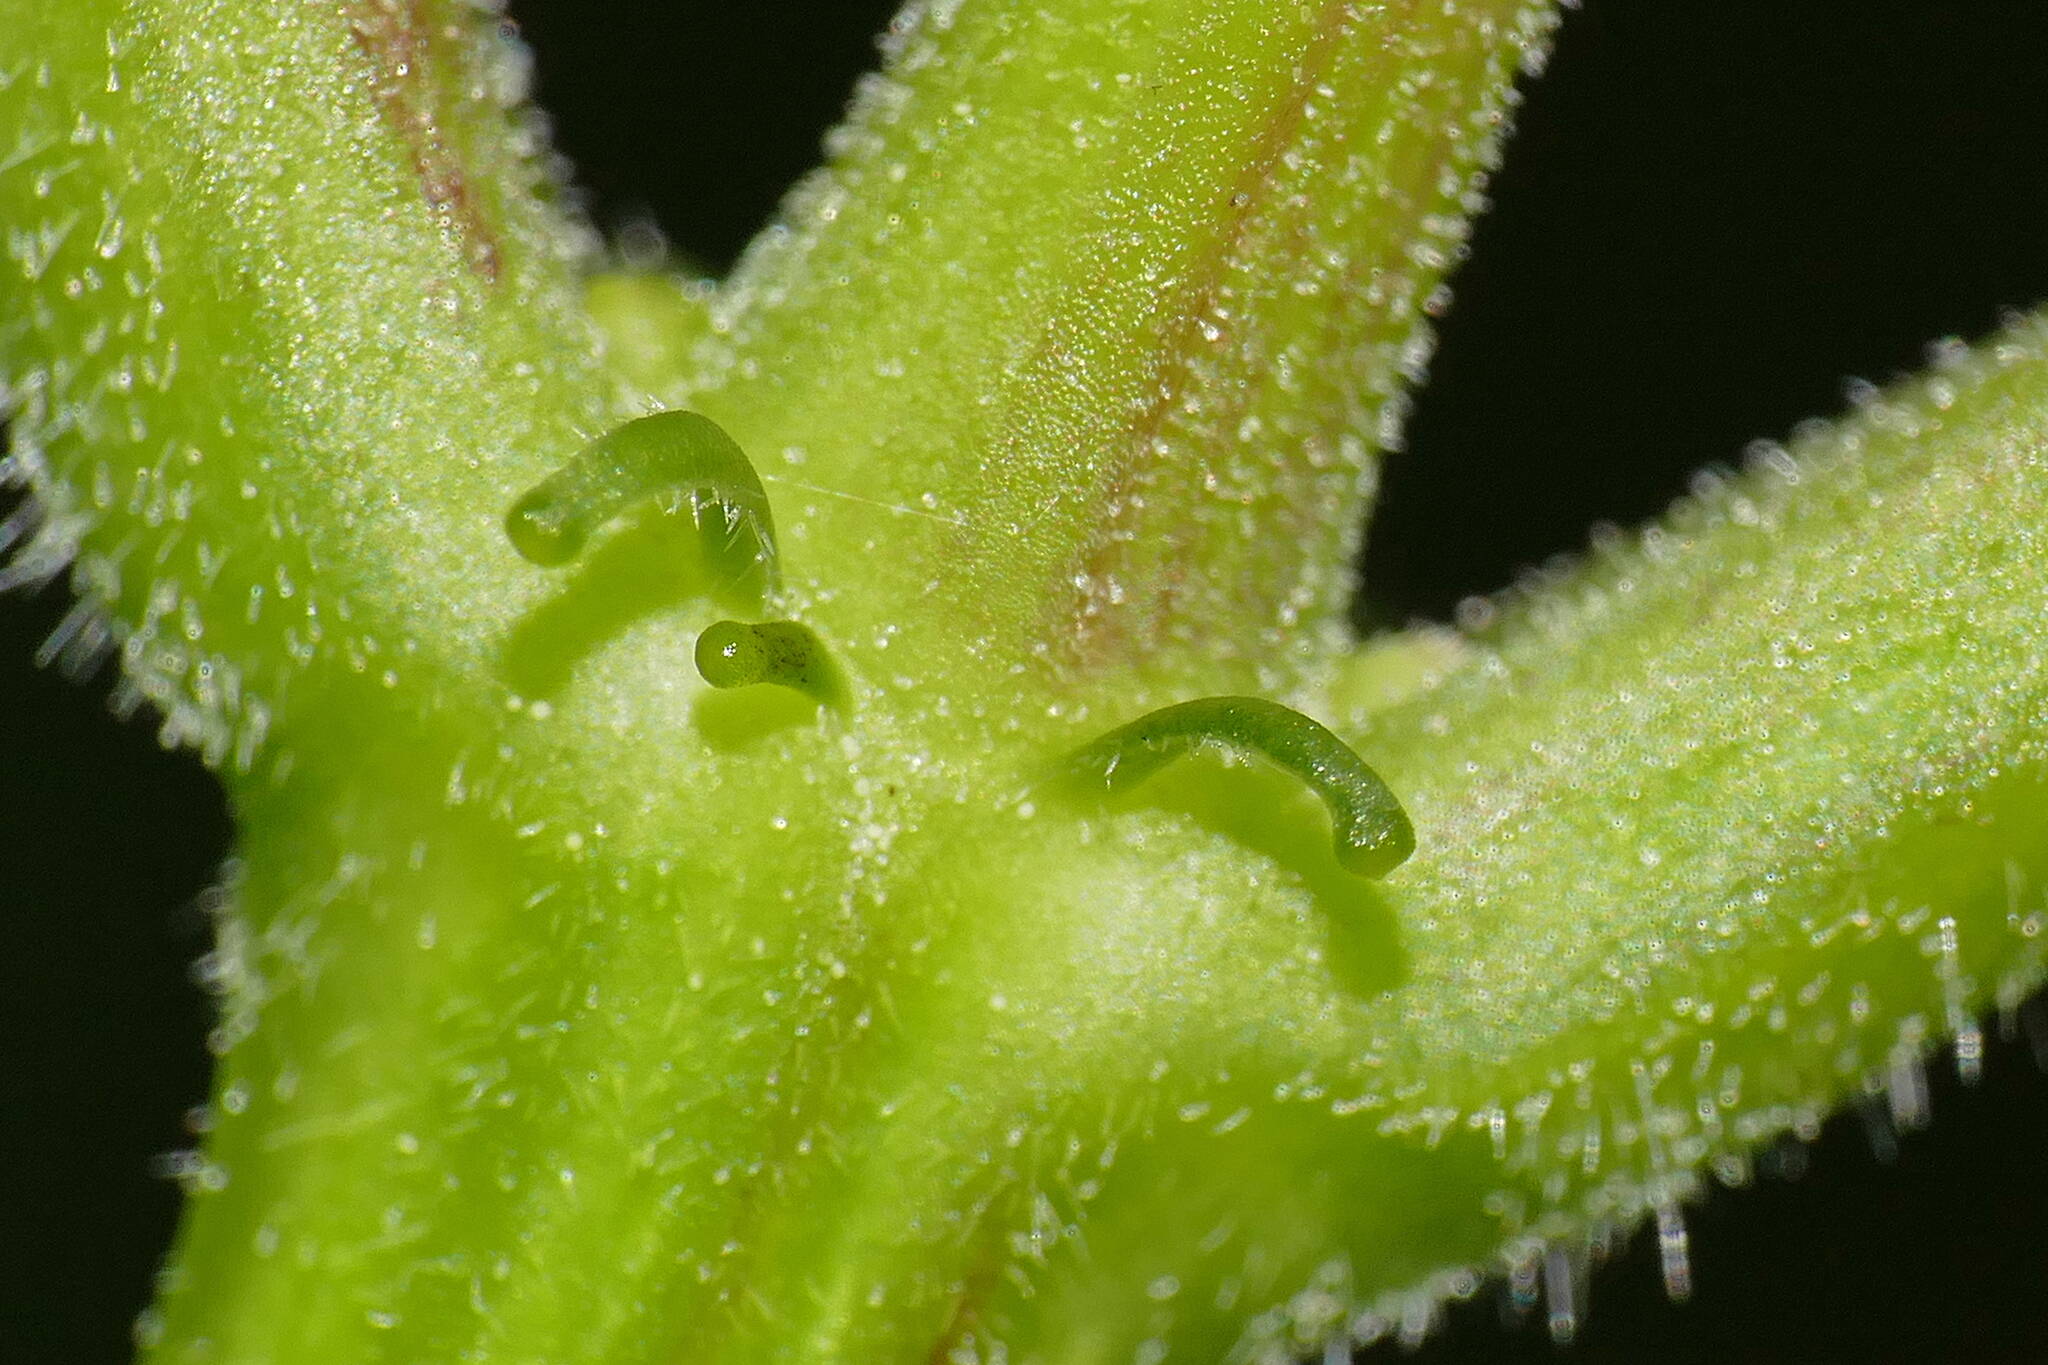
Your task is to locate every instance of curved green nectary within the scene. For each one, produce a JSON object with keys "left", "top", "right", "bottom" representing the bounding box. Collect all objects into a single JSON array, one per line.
[
  {"left": 694, "top": 619, "right": 844, "bottom": 706},
  {"left": 505, "top": 410, "right": 780, "bottom": 599},
  {"left": 1063, "top": 695, "right": 1416, "bottom": 878}
]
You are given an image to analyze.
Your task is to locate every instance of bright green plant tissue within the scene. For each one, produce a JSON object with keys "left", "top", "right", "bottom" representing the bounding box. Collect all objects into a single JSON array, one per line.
[{"left": 5, "top": 1, "right": 2048, "bottom": 1361}]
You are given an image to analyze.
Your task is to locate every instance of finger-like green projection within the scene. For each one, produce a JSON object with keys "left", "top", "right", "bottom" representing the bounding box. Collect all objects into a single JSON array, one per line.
[
  {"left": 1064, "top": 696, "right": 1416, "bottom": 878},
  {"left": 505, "top": 410, "right": 780, "bottom": 599},
  {"left": 694, "top": 619, "right": 844, "bottom": 707}
]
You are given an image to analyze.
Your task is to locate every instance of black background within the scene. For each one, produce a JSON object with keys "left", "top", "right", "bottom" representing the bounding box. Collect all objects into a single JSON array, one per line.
[{"left": 7, "top": 2, "right": 2048, "bottom": 1361}]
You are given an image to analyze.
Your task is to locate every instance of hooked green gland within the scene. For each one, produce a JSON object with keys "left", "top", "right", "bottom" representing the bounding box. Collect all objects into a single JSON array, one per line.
[
  {"left": 504, "top": 409, "right": 780, "bottom": 603},
  {"left": 694, "top": 619, "right": 845, "bottom": 707},
  {"left": 1063, "top": 695, "right": 1415, "bottom": 878}
]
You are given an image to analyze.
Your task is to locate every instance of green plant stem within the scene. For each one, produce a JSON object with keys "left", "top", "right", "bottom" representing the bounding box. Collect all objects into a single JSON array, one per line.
[{"left": 9, "top": 2, "right": 2048, "bottom": 1362}]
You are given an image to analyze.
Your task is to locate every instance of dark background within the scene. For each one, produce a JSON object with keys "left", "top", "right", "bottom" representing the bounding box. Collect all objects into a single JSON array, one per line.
[{"left": 7, "top": 2, "right": 2048, "bottom": 1360}]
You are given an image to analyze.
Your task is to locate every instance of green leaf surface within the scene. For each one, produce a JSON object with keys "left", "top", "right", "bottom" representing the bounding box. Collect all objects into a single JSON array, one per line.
[{"left": 5, "top": 2, "right": 2047, "bottom": 1363}]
